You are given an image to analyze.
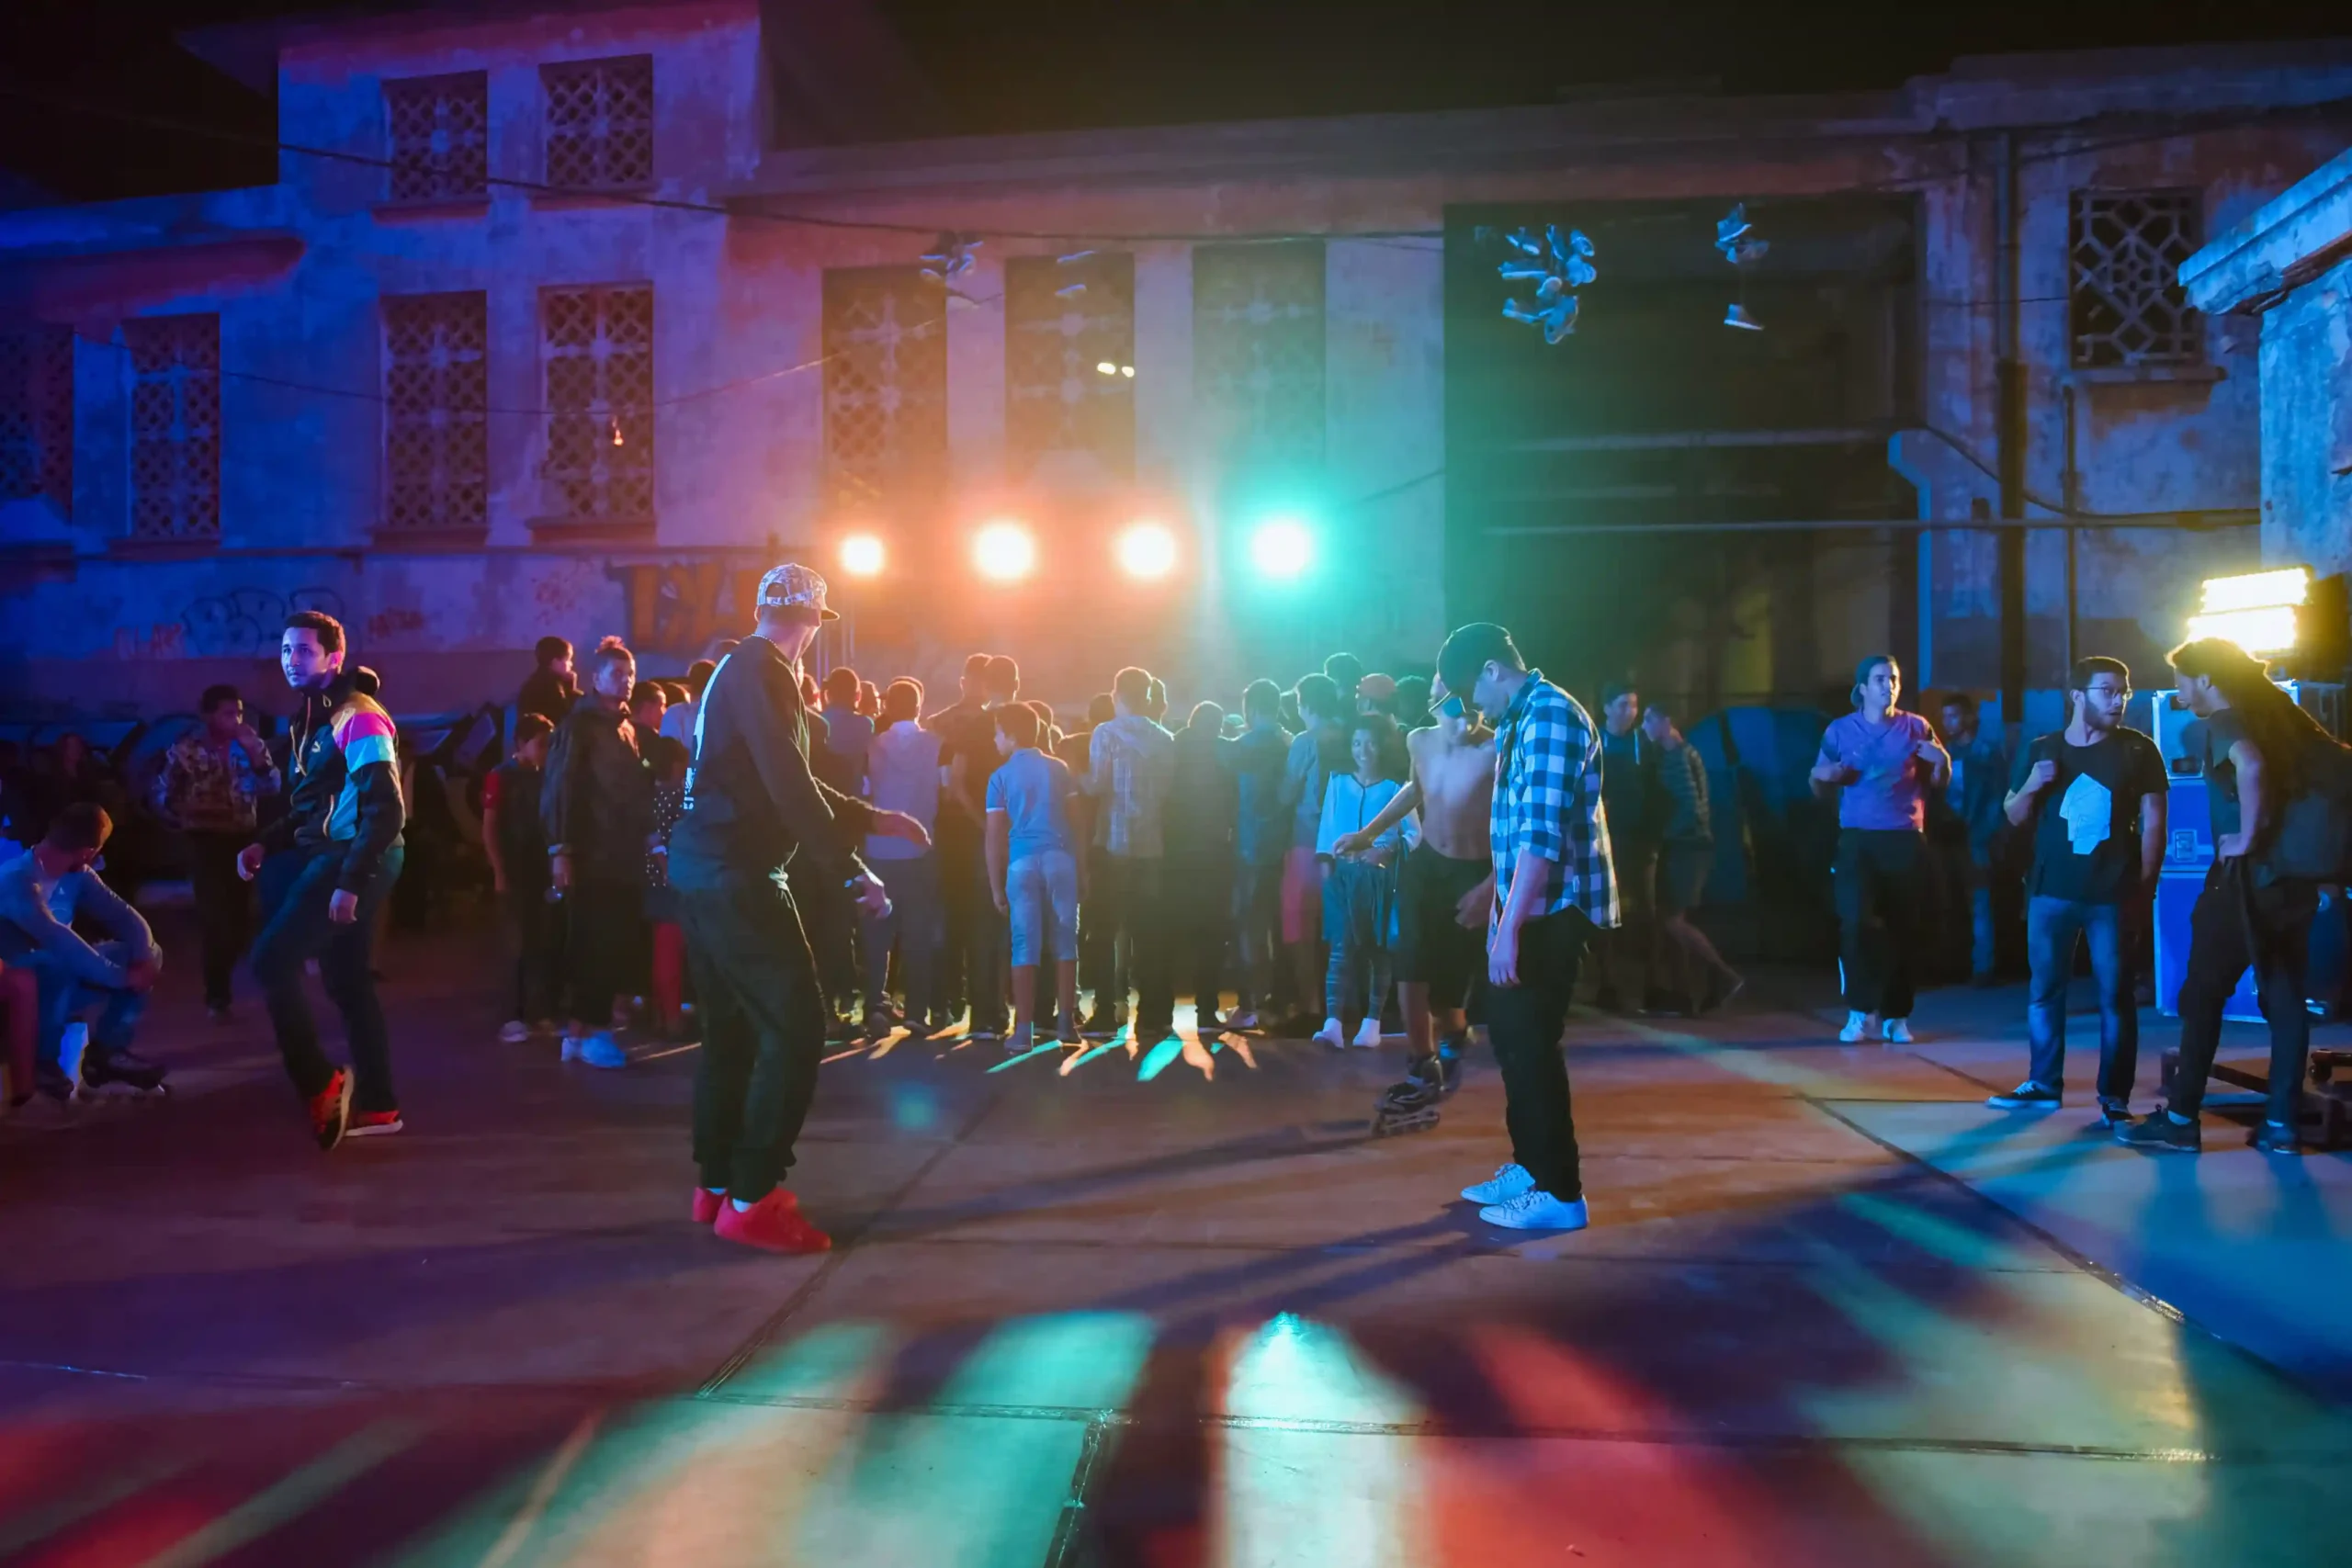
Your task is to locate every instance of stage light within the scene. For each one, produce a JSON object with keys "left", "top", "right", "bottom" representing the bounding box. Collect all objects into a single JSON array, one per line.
[
  {"left": 2199, "top": 567, "right": 2308, "bottom": 615},
  {"left": 2188, "top": 605, "right": 2300, "bottom": 657},
  {"left": 973, "top": 521, "right": 1037, "bottom": 583},
  {"left": 1116, "top": 522, "right": 1178, "bottom": 580},
  {"left": 1248, "top": 517, "right": 1315, "bottom": 580},
  {"left": 839, "top": 534, "right": 886, "bottom": 578},
  {"left": 2190, "top": 567, "right": 2309, "bottom": 656}
]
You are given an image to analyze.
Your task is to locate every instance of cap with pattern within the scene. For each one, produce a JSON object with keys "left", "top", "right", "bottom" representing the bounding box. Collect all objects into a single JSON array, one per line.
[{"left": 755, "top": 562, "right": 838, "bottom": 621}]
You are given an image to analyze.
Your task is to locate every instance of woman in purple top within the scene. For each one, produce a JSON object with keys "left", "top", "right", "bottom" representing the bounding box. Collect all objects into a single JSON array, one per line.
[{"left": 1811, "top": 655, "right": 1951, "bottom": 1043}]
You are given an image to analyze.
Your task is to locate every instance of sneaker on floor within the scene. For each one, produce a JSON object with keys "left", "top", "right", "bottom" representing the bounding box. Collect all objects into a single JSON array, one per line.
[
  {"left": 1984, "top": 1081, "right": 2060, "bottom": 1111},
  {"left": 346, "top": 1109, "right": 403, "bottom": 1138},
  {"left": 83, "top": 1049, "right": 167, "bottom": 1093},
  {"left": 309, "top": 1067, "right": 354, "bottom": 1152},
  {"left": 2250, "top": 1120, "right": 2304, "bottom": 1155},
  {"left": 714, "top": 1189, "right": 831, "bottom": 1255},
  {"left": 1479, "top": 1189, "right": 1590, "bottom": 1232},
  {"left": 2088, "top": 1101, "right": 2135, "bottom": 1132},
  {"left": 1056, "top": 1014, "right": 1084, "bottom": 1046},
  {"left": 1313, "top": 1018, "right": 1347, "bottom": 1050},
  {"left": 693, "top": 1188, "right": 729, "bottom": 1224},
  {"left": 1225, "top": 1009, "right": 1261, "bottom": 1032},
  {"left": 1196, "top": 1010, "right": 1227, "bottom": 1035},
  {"left": 1461, "top": 1162, "right": 1535, "bottom": 1205},
  {"left": 2117, "top": 1111, "right": 2200, "bottom": 1154},
  {"left": 1005, "top": 1024, "right": 1036, "bottom": 1056},
  {"left": 1838, "top": 1010, "right": 1873, "bottom": 1043},
  {"left": 1880, "top": 1017, "right": 1914, "bottom": 1045},
  {"left": 566, "top": 1032, "right": 627, "bottom": 1069},
  {"left": 498, "top": 1020, "right": 531, "bottom": 1044},
  {"left": 1351, "top": 1017, "right": 1384, "bottom": 1049}
]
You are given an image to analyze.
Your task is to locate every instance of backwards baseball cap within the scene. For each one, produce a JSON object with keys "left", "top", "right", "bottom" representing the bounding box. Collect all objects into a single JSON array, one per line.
[{"left": 755, "top": 562, "right": 838, "bottom": 622}]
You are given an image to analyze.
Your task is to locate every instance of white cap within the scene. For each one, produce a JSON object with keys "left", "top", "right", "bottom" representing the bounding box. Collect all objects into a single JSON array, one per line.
[{"left": 755, "top": 562, "right": 838, "bottom": 622}]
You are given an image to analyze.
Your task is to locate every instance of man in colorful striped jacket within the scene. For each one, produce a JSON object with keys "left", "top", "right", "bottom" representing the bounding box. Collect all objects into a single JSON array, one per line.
[{"left": 238, "top": 610, "right": 407, "bottom": 1151}]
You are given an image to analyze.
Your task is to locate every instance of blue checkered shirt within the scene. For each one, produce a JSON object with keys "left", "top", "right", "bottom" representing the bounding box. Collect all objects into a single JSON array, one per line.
[{"left": 1489, "top": 673, "right": 1620, "bottom": 928}]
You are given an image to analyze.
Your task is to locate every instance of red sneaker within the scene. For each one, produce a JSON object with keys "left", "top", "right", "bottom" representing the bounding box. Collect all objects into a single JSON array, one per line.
[
  {"left": 692, "top": 1188, "right": 729, "bottom": 1224},
  {"left": 310, "top": 1068, "right": 353, "bottom": 1151},
  {"left": 346, "top": 1110, "right": 403, "bottom": 1138},
  {"left": 712, "top": 1189, "right": 829, "bottom": 1254}
]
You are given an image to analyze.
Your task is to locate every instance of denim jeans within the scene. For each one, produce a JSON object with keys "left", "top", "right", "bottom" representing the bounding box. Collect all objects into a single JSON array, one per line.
[
  {"left": 251, "top": 843, "right": 405, "bottom": 1114},
  {"left": 2024, "top": 895, "right": 2136, "bottom": 1105},
  {"left": 2170, "top": 863, "right": 2317, "bottom": 1126},
  {"left": 27, "top": 942, "right": 149, "bottom": 1066}
]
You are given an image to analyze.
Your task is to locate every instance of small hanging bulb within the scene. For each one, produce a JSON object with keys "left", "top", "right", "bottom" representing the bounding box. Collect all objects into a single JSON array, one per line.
[{"left": 609, "top": 416, "right": 625, "bottom": 446}]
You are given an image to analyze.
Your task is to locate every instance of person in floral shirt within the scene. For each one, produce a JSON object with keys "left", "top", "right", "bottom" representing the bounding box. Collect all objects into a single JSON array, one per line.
[{"left": 153, "top": 684, "right": 281, "bottom": 1020}]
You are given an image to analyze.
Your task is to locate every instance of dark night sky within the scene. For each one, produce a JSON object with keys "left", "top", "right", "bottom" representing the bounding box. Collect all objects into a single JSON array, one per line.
[{"left": 2, "top": 0, "right": 2347, "bottom": 202}]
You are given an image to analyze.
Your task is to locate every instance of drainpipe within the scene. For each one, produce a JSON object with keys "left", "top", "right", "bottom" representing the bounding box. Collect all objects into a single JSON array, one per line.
[
  {"left": 2062, "top": 382, "right": 2080, "bottom": 677},
  {"left": 1994, "top": 132, "right": 2028, "bottom": 741}
]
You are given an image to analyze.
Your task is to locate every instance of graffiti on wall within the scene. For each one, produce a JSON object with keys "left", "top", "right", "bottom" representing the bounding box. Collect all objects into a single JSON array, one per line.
[
  {"left": 178, "top": 586, "right": 350, "bottom": 659},
  {"left": 607, "top": 560, "right": 759, "bottom": 659}
]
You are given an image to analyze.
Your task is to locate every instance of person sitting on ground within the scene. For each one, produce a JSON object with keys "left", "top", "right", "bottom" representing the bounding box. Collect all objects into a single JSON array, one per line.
[
  {"left": 987, "top": 702, "right": 1084, "bottom": 1053},
  {"left": 0, "top": 804, "right": 167, "bottom": 1100}
]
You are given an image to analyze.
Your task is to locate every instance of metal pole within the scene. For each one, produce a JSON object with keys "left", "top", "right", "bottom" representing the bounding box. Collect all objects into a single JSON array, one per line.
[
  {"left": 1994, "top": 132, "right": 2029, "bottom": 741},
  {"left": 2062, "top": 382, "right": 2080, "bottom": 677}
]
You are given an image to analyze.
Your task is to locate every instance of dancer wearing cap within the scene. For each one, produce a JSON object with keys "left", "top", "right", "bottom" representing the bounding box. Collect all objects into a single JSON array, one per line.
[{"left": 669, "top": 564, "right": 931, "bottom": 1253}]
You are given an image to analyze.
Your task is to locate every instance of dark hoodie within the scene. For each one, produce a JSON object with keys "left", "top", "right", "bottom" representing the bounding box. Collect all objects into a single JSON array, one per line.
[{"left": 542, "top": 699, "right": 653, "bottom": 887}]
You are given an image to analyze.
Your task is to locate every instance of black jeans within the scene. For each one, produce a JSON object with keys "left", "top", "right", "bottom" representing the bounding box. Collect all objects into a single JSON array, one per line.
[
  {"left": 501, "top": 885, "right": 560, "bottom": 1023},
  {"left": 187, "top": 829, "right": 254, "bottom": 1010},
  {"left": 2170, "top": 863, "right": 2316, "bottom": 1125},
  {"left": 1088, "top": 854, "right": 1172, "bottom": 1033},
  {"left": 251, "top": 843, "right": 405, "bottom": 1114},
  {"left": 1168, "top": 852, "right": 1233, "bottom": 1021},
  {"left": 1835, "top": 829, "right": 1925, "bottom": 1019},
  {"left": 1487, "top": 908, "right": 1591, "bottom": 1201},
  {"left": 680, "top": 873, "right": 829, "bottom": 1202},
  {"left": 564, "top": 880, "right": 643, "bottom": 1027}
]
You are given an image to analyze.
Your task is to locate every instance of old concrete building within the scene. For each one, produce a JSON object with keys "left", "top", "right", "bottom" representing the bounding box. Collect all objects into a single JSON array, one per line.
[
  {"left": 2, "top": 0, "right": 2349, "bottom": 720},
  {"left": 2182, "top": 141, "right": 2352, "bottom": 582}
]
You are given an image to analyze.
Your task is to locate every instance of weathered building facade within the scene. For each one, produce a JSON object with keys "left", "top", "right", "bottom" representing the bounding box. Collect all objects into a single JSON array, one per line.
[{"left": 1, "top": 1, "right": 2348, "bottom": 721}]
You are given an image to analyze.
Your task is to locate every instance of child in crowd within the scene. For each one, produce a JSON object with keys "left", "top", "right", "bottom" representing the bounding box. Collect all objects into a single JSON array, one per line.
[
  {"left": 482, "top": 713, "right": 558, "bottom": 1043},
  {"left": 642, "top": 735, "right": 691, "bottom": 1041},
  {"left": 1317, "top": 713, "right": 1418, "bottom": 1049},
  {"left": 985, "top": 703, "right": 1083, "bottom": 1053}
]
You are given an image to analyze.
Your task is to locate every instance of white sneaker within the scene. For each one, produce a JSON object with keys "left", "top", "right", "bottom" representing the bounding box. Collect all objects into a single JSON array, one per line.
[
  {"left": 1479, "top": 1189, "right": 1590, "bottom": 1232},
  {"left": 498, "top": 1020, "right": 531, "bottom": 1044},
  {"left": 1461, "top": 1162, "right": 1534, "bottom": 1205},
  {"left": 1838, "top": 1010, "right": 1873, "bottom": 1043},
  {"left": 1313, "top": 1017, "right": 1346, "bottom": 1050},
  {"left": 575, "top": 1031, "right": 628, "bottom": 1069},
  {"left": 1881, "top": 1018, "right": 1914, "bottom": 1045},
  {"left": 1351, "top": 1018, "right": 1384, "bottom": 1049}
]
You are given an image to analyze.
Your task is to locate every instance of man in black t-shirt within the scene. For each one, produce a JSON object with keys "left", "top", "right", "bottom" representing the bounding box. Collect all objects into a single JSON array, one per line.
[{"left": 1988, "top": 657, "right": 2167, "bottom": 1125}]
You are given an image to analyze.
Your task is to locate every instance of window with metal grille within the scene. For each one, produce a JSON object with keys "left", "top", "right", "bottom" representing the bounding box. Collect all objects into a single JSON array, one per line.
[
  {"left": 384, "top": 72, "right": 488, "bottom": 202},
  {"left": 542, "top": 56, "right": 654, "bottom": 190},
  {"left": 821, "top": 266, "right": 946, "bottom": 513},
  {"left": 541, "top": 285, "right": 653, "bottom": 521},
  {"left": 1005, "top": 252, "right": 1134, "bottom": 481},
  {"left": 382, "top": 293, "right": 488, "bottom": 536},
  {"left": 2068, "top": 190, "right": 2202, "bottom": 369},
  {"left": 125, "top": 315, "right": 220, "bottom": 542},
  {"left": 1193, "top": 241, "right": 1325, "bottom": 466},
  {"left": 0, "top": 323, "right": 73, "bottom": 514}
]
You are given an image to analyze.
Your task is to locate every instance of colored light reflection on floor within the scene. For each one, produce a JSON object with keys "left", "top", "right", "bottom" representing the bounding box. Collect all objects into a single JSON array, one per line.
[{"left": 1213, "top": 1313, "right": 1430, "bottom": 1568}]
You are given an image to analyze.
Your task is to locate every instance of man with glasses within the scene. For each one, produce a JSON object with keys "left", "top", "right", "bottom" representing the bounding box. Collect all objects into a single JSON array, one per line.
[{"left": 1987, "top": 658, "right": 2166, "bottom": 1127}]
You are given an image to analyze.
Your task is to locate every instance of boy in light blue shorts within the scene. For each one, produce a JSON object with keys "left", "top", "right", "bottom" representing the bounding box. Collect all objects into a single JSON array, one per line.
[{"left": 986, "top": 704, "right": 1083, "bottom": 1053}]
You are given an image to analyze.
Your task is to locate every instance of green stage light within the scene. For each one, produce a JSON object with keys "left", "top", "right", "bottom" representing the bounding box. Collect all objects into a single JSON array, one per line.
[{"left": 1248, "top": 517, "right": 1315, "bottom": 580}]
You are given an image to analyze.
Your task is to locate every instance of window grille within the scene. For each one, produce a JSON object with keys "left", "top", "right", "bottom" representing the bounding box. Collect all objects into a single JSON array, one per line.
[
  {"left": 385, "top": 72, "right": 489, "bottom": 201},
  {"left": 1006, "top": 252, "right": 1135, "bottom": 480},
  {"left": 2069, "top": 190, "right": 2202, "bottom": 369},
  {"left": 542, "top": 286, "right": 653, "bottom": 520},
  {"left": 125, "top": 315, "right": 220, "bottom": 541},
  {"left": 0, "top": 323, "right": 72, "bottom": 513},
  {"left": 1193, "top": 242, "right": 1326, "bottom": 465},
  {"left": 382, "top": 292, "right": 488, "bottom": 534},
  {"left": 821, "top": 267, "right": 946, "bottom": 512},
  {"left": 543, "top": 57, "right": 654, "bottom": 190}
]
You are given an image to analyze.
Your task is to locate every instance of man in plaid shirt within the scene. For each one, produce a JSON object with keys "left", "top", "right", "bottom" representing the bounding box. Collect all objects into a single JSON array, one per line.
[{"left": 1437, "top": 622, "right": 1618, "bottom": 1232}]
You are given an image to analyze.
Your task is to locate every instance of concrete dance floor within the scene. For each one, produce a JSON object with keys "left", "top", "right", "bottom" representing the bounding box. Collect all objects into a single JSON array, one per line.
[{"left": 4, "top": 920, "right": 2348, "bottom": 1567}]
